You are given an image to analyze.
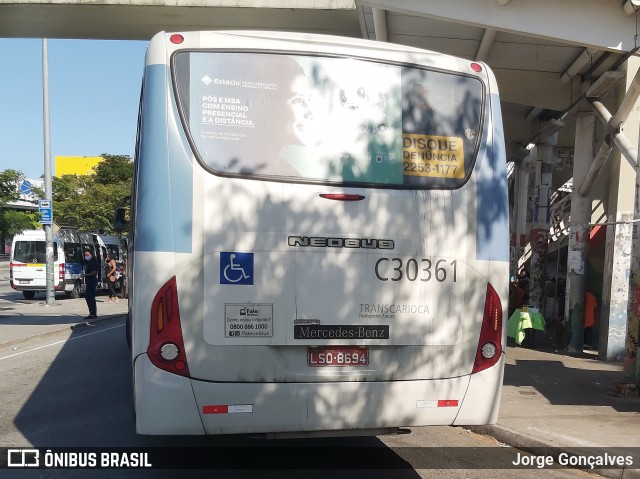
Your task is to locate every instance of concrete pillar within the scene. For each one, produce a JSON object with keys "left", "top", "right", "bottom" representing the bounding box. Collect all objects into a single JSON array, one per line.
[
  {"left": 627, "top": 116, "right": 640, "bottom": 384},
  {"left": 600, "top": 213, "right": 632, "bottom": 361},
  {"left": 629, "top": 216, "right": 640, "bottom": 385},
  {"left": 567, "top": 112, "right": 596, "bottom": 353},
  {"left": 529, "top": 133, "right": 556, "bottom": 308},
  {"left": 514, "top": 156, "right": 531, "bottom": 274},
  {"left": 598, "top": 57, "right": 640, "bottom": 380}
]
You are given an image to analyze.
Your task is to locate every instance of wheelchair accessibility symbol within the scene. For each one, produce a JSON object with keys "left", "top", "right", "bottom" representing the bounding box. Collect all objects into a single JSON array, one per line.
[{"left": 220, "top": 252, "right": 254, "bottom": 285}]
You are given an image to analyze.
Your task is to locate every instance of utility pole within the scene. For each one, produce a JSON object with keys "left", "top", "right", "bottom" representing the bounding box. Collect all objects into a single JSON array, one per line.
[{"left": 42, "top": 38, "right": 55, "bottom": 306}]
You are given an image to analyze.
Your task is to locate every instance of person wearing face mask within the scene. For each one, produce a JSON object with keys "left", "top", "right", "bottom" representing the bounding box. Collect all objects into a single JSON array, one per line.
[{"left": 83, "top": 248, "right": 99, "bottom": 319}]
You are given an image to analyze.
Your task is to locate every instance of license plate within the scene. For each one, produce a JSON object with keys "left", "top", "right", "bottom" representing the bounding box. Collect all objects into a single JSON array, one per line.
[
  {"left": 18, "top": 280, "right": 30, "bottom": 285},
  {"left": 308, "top": 346, "right": 368, "bottom": 367}
]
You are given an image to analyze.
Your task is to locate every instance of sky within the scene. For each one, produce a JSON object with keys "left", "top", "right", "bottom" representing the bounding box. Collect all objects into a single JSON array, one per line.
[{"left": 0, "top": 38, "right": 149, "bottom": 180}]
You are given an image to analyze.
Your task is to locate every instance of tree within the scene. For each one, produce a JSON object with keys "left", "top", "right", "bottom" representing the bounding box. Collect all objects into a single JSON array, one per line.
[
  {"left": 0, "top": 169, "right": 41, "bottom": 253},
  {"left": 94, "top": 154, "right": 134, "bottom": 186},
  {"left": 0, "top": 169, "right": 23, "bottom": 205},
  {"left": 52, "top": 154, "right": 133, "bottom": 234},
  {"left": 2, "top": 210, "right": 40, "bottom": 235}
]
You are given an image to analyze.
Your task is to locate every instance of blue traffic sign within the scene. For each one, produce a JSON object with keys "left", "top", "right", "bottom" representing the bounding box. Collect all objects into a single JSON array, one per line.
[{"left": 38, "top": 199, "right": 53, "bottom": 225}]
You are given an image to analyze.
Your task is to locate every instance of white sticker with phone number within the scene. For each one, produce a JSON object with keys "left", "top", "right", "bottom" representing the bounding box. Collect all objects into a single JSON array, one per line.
[{"left": 225, "top": 304, "right": 273, "bottom": 338}]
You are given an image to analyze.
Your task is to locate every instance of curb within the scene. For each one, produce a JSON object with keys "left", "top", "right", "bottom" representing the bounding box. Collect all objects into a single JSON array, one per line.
[
  {"left": 470, "top": 425, "right": 640, "bottom": 479},
  {"left": 0, "top": 313, "right": 126, "bottom": 350}
]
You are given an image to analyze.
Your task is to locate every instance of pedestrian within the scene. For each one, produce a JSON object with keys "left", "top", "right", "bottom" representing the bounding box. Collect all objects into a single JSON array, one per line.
[
  {"left": 584, "top": 291, "right": 597, "bottom": 348},
  {"left": 508, "top": 279, "right": 524, "bottom": 317},
  {"left": 104, "top": 254, "right": 119, "bottom": 303},
  {"left": 83, "top": 248, "right": 98, "bottom": 319},
  {"left": 517, "top": 268, "right": 530, "bottom": 304}
]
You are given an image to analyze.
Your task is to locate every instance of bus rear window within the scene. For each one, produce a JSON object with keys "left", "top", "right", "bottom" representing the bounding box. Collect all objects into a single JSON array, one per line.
[
  {"left": 14, "top": 241, "right": 58, "bottom": 263},
  {"left": 173, "top": 51, "right": 484, "bottom": 189},
  {"left": 64, "top": 243, "right": 83, "bottom": 263}
]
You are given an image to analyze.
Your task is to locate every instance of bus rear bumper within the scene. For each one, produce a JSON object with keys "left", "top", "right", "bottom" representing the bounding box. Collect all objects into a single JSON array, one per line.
[
  {"left": 134, "top": 354, "right": 205, "bottom": 435},
  {"left": 134, "top": 354, "right": 505, "bottom": 436},
  {"left": 190, "top": 374, "right": 472, "bottom": 436}
]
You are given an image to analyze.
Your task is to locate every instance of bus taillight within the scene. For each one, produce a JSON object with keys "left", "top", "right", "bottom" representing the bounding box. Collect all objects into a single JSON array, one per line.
[
  {"left": 148, "top": 276, "right": 190, "bottom": 377},
  {"left": 170, "top": 34, "right": 184, "bottom": 44},
  {"left": 59, "top": 263, "right": 65, "bottom": 281},
  {"left": 472, "top": 283, "right": 503, "bottom": 374}
]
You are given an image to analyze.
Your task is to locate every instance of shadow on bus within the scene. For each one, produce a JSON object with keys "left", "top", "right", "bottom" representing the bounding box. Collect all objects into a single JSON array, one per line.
[{"left": 9, "top": 318, "right": 421, "bottom": 478}]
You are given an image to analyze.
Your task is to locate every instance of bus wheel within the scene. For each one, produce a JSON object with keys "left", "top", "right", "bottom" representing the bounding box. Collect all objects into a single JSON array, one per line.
[
  {"left": 22, "top": 291, "right": 35, "bottom": 300},
  {"left": 68, "top": 282, "right": 81, "bottom": 299}
]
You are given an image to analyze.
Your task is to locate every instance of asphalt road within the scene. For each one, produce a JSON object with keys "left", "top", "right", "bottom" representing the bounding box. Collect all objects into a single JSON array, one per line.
[{"left": 0, "top": 264, "right": 600, "bottom": 478}]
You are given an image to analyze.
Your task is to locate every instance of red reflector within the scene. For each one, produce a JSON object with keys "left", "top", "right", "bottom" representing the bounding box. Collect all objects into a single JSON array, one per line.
[
  {"left": 319, "top": 194, "right": 365, "bottom": 201},
  {"left": 470, "top": 62, "right": 482, "bottom": 72},
  {"left": 472, "top": 283, "right": 503, "bottom": 374},
  {"left": 437, "top": 400, "right": 459, "bottom": 407},
  {"left": 170, "top": 34, "right": 184, "bottom": 44},
  {"left": 203, "top": 405, "right": 229, "bottom": 415},
  {"left": 148, "top": 276, "right": 190, "bottom": 377}
]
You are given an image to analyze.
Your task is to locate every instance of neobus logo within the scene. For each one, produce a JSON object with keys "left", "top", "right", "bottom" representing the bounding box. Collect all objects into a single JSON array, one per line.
[{"left": 288, "top": 236, "right": 394, "bottom": 250}]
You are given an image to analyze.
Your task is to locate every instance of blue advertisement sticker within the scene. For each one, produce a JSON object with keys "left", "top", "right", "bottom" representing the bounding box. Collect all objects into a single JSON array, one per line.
[{"left": 220, "top": 252, "right": 254, "bottom": 285}]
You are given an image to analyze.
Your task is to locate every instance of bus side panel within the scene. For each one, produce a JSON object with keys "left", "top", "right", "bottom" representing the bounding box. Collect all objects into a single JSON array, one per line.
[
  {"left": 455, "top": 90, "right": 508, "bottom": 426},
  {"left": 135, "top": 63, "right": 193, "bottom": 255},
  {"left": 475, "top": 92, "right": 509, "bottom": 264},
  {"left": 131, "top": 58, "right": 196, "bottom": 360}
]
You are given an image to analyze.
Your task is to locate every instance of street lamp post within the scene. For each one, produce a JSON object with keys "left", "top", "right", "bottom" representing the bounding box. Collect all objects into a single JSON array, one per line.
[{"left": 42, "top": 38, "right": 54, "bottom": 306}]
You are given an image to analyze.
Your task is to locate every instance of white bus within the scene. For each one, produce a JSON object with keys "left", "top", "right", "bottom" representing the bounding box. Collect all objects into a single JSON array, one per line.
[{"left": 129, "top": 30, "right": 509, "bottom": 436}]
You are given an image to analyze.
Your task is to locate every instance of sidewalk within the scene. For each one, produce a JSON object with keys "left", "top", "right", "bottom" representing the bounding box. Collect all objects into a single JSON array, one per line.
[{"left": 472, "top": 330, "right": 640, "bottom": 478}]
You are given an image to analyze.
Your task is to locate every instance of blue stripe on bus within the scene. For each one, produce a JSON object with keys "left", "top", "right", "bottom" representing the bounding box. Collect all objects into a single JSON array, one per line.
[
  {"left": 136, "top": 64, "right": 193, "bottom": 253},
  {"left": 476, "top": 93, "right": 509, "bottom": 262},
  {"left": 65, "top": 263, "right": 83, "bottom": 275}
]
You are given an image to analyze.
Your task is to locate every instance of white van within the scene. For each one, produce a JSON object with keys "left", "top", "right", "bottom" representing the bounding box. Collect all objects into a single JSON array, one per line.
[
  {"left": 10, "top": 230, "right": 62, "bottom": 299},
  {"left": 10, "top": 228, "right": 94, "bottom": 299}
]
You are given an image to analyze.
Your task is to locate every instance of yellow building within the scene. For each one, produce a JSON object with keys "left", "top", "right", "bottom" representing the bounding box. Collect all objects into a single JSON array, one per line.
[{"left": 55, "top": 156, "right": 104, "bottom": 177}]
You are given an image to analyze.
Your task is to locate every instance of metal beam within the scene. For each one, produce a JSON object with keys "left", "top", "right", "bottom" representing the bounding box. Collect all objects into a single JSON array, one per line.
[
  {"left": 623, "top": 0, "right": 640, "bottom": 15},
  {"left": 586, "top": 71, "right": 625, "bottom": 98},
  {"left": 475, "top": 28, "right": 496, "bottom": 61},
  {"left": 578, "top": 135, "right": 613, "bottom": 196},
  {"left": 372, "top": 7, "right": 388, "bottom": 42},
  {"left": 560, "top": 48, "right": 600, "bottom": 84},
  {"left": 611, "top": 66, "right": 640, "bottom": 131},
  {"left": 590, "top": 99, "right": 638, "bottom": 167},
  {"left": 526, "top": 107, "right": 543, "bottom": 121}
]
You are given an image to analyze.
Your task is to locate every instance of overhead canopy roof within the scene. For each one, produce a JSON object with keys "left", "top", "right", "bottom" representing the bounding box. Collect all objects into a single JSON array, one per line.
[{"left": 356, "top": 0, "right": 640, "bottom": 162}]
